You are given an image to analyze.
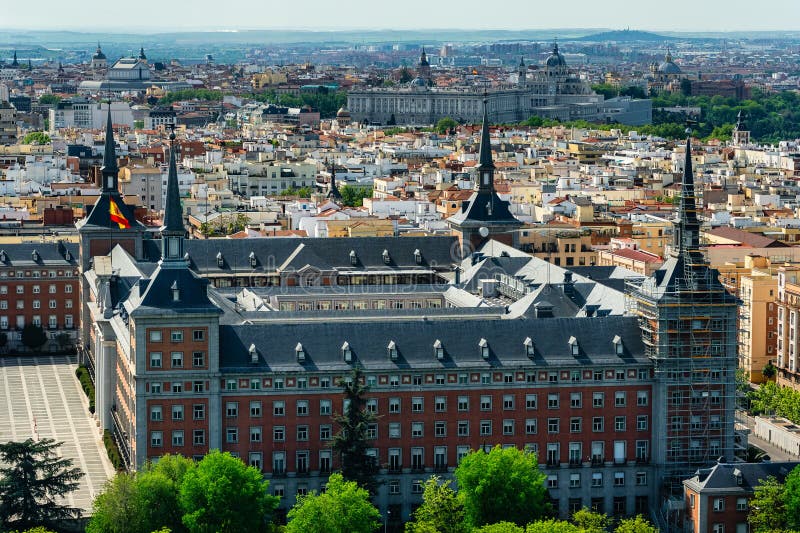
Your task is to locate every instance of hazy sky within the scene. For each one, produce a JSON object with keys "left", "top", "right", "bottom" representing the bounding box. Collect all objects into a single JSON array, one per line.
[{"left": 5, "top": 0, "right": 799, "bottom": 32}]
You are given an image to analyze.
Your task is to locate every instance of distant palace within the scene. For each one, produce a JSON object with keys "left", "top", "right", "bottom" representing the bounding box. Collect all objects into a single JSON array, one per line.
[{"left": 347, "top": 44, "right": 651, "bottom": 126}]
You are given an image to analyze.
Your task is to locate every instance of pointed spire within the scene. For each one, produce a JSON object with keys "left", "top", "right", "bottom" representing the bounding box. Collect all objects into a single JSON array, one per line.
[
  {"left": 163, "top": 127, "right": 184, "bottom": 234},
  {"left": 327, "top": 159, "right": 342, "bottom": 201},
  {"left": 476, "top": 98, "right": 495, "bottom": 193},
  {"left": 101, "top": 107, "right": 118, "bottom": 192},
  {"left": 674, "top": 134, "right": 700, "bottom": 255}
]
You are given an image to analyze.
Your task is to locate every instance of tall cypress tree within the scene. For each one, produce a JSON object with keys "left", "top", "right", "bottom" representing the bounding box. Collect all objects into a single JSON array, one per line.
[
  {"left": 332, "top": 367, "right": 379, "bottom": 495},
  {"left": 0, "top": 438, "right": 84, "bottom": 531}
]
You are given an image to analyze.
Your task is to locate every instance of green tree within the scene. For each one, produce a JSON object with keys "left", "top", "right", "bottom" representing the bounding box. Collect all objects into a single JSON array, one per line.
[
  {"left": 22, "top": 132, "right": 50, "bottom": 145},
  {"left": 436, "top": 117, "right": 458, "bottom": 135},
  {"left": 591, "top": 83, "right": 619, "bottom": 99},
  {"left": 339, "top": 186, "right": 372, "bottom": 207},
  {"left": 398, "top": 67, "right": 413, "bottom": 84},
  {"left": 749, "top": 476, "right": 787, "bottom": 533},
  {"left": 525, "top": 519, "right": 581, "bottom": 533},
  {"left": 179, "top": 451, "right": 279, "bottom": 533},
  {"left": 454, "top": 446, "right": 550, "bottom": 528},
  {"left": 21, "top": 324, "right": 47, "bottom": 351},
  {"left": 86, "top": 473, "right": 140, "bottom": 533},
  {"left": 472, "top": 522, "right": 526, "bottom": 533},
  {"left": 571, "top": 507, "right": 610, "bottom": 532},
  {"left": 615, "top": 515, "right": 658, "bottom": 533},
  {"left": 0, "top": 438, "right": 84, "bottom": 531},
  {"left": 784, "top": 465, "right": 800, "bottom": 530},
  {"left": 286, "top": 473, "right": 380, "bottom": 533},
  {"left": 763, "top": 362, "right": 777, "bottom": 380},
  {"left": 405, "top": 476, "right": 467, "bottom": 533},
  {"left": 332, "top": 368, "right": 379, "bottom": 494},
  {"left": 38, "top": 95, "right": 60, "bottom": 105}
]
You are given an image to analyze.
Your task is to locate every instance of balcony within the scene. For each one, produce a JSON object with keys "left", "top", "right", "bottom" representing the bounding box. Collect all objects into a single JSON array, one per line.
[
  {"left": 271, "top": 470, "right": 287, "bottom": 478},
  {"left": 411, "top": 464, "right": 425, "bottom": 473},
  {"left": 591, "top": 456, "right": 604, "bottom": 467},
  {"left": 636, "top": 456, "right": 649, "bottom": 465},
  {"left": 433, "top": 464, "right": 449, "bottom": 473},
  {"left": 569, "top": 458, "right": 582, "bottom": 467},
  {"left": 546, "top": 459, "right": 561, "bottom": 467},
  {"left": 388, "top": 466, "right": 402, "bottom": 474}
]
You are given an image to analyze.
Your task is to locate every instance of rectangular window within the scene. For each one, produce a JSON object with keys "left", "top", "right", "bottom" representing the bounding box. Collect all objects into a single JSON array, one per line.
[
  {"left": 193, "top": 329, "right": 205, "bottom": 341},
  {"left": 320, "top": 425, "right": 332, "bottom": 441},
  {"left": 296, "top": 400, "right": 309, "bottom": 416},
  {"left": 503, "top": 394, "right": 514, "bottom": 410},
  {"left": 389, "top": 398, "right": 401, "bottom": 414},
  {"left": 548, "top": 418, "right": 559, "bottom": 433},
  {"left": 171, "top": 330, "right": 183, "bottom": 342},
  {"left": 250, "top": 427, "right": 262, "bottom": 443},
  {"left": 458, "top": 421, "right": 469, "bottom": 436},
  {"left": 480, "top": 395, "right": 492, "bottom": 411},
  {"left": 226, "top": 402, "right": 238, "bottom": 417},
  {"left": 570, "top": 417, "right": 582, "bottom": 433},
  {"left": 192, "top": 352, "right": 204, "bottom": 367},
  {"left": 193, "top": 404, "right": 205, "bottom": 420},
  {"left": 150, "top": 431, "right": 163, "bottom": 447},
  {"left": 435, "top": 421, "right": 446, "bottom": 437},
  {"left": 193, "top": 430, "right": 205, "bottom": 446},
  {"left": 503, "top": 420, "right": 514, "bottom": 435},
  {"left": 614, "top": 472, "right": 625, "bottom": 487},
  {"left": 526, "top": 394, "right": 537, "bottom": 409},
  {"left": 637, "top": 391, "right": 649, "bottom": 406},
  {"left": 366, "top": 399, "right": 377, "bottom": 414},
  {"left": 593, "top": 417, "right": 604, "bottom": 432},
  {"left": 389, "top": 423, "right": 401, "bottom": 439},
  {"left": 615, "top": 416, "right": 626, "bottom": 431},
  {"left": 171, "top": 352, "right": 183, "bottom": 368},
  {"left": 172, "top": 405, "right": 184, "bottom": 421},
  {"left": 593, "top": 392, "right": 604, "bottom": 407},
  {"left": 615, "top": 391, "right": 626, "bottom": 407},
  {"left": 297, "top": 425, "right": 308, "bottom": 441},
  {"left": 320, "top": 399, "right": 332, "bottom": 416},
  {"left": 526, "top": 419, "right": 537, "bottom": 435},
  {"left": 637, "top": 415, "right": 648, "bottom": 431},
  {"left": 480, "top": 420, "right": 492, "bottom": 436},
  {"left": 412, "top": 397, "right": 424, "bottom": 413},
  {"left": 192, "top": 381, "right": 203, "bottom": 392},
  {"left": 150, "top": 405, "right": 162, "bottom": 421},
  {"left": 273, "top": 401, "right": 285, "bottom": 416},
  {"left": 172, "top": 430, "right": 184, "bottom": 446},
  {"left": 570, "top": 392, "right": 582, "bottom": 408},
  {"left": 412, "top": 422, "right": 423, "bottom": 438},
  {"left": 226, "top": 428, "right": 238, "bottom": 444},
  {"left": 548, "top": 393, "right": 559, "bottom": 409},
  {"left": 435, "top": 397, "right": 447, "bottom": 412},
  {"left": 592, "top": 472, "right": 603, "bottom": 487},
  {"left": 150, "top": 352, "right": 162, "bottom": 368}
]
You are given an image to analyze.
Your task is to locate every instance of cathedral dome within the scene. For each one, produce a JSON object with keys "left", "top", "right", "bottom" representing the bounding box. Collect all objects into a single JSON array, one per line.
[
  {"left": 336, "top": 106, "right": 350, "bottom": 118},
  {"left": 657, "top": 51, "right": 681, "bottom": 75},
  {"left": 546, "top": 43, "right": 567, "bottom": 68}
]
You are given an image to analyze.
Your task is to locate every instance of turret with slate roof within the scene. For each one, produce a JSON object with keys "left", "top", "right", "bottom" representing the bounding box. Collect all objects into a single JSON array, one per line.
[
  {"left": 447, "top": 100, "right": 522, "bottom": 250},
  {"left": 76, "top": 107, "right": 145, "bottom": 270}
]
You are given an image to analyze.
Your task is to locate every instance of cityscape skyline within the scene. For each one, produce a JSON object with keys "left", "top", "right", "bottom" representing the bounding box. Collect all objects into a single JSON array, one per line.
[{"left": 4, "top": 0, "right": 800, "bottom": 32}]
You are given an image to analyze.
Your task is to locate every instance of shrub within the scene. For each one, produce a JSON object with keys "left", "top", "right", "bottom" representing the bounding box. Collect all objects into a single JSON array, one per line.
[
  {"left": 103, "top": 430, "right": 124, "bottom": 471},
  {"left": 75, "top": 365, "right": 95, "bottom": 413}
]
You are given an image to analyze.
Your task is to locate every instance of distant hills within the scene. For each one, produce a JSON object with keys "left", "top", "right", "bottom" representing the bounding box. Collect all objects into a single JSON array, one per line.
[{"left": 576, "top": 29, "right": 677, "bottom": 42}]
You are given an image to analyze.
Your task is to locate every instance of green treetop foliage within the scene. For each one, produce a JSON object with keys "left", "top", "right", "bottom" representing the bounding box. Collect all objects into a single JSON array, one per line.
[
  {"left": 279, "top": 186, "right": 314, "bottom": 198},
  {"left": 0, "top": 438, "right": 84, "bottom": 532},
  {"left": 158, "top": 89, "right": 223, "bottom": 106},
  {"left": 22, "top": 132, "right": 50, "bottom": 145},
  {"left": 472, "top": 522, "right": 526, "bottom": 533},
  {"left": 88, "top": 454, "right": 197, "bottom": 533},
  {"left": 250, "top": 89, "right": 347, "bottom": 118},
  {"left": 784, "top": 465, "right": 800, "bottom": 531},
  {"left": 179, "top": 450, "right": 279, "bottom": 533},
  {"left": 749, "top": 381, "right": 800, "bottom": 424},
  {"left": 571, "top": 507, "right": 611, "bottom": 533},
  {"left": 21, "top": 324, "right": 47, "bottom": 350},
  {"left": 404, "top": 476, "right": 468, "bottom": 533},
  {"left": 525, "top": 519, "right": 582, "bottom": 533},
  {"left": 37, "top": 95, "right": 61, "bottom": 105},
  {"left": 615, "top": 515, "right": 659, "bottom": 533},
  {"left": 749, "top": 476, "right": 788, "bottom": 532},
  {"left": 454, "top": 445, "right": 550, "bottom": 528},
  {"left": 285, "top": 473, "right": 381, "bottom": 533},
  {"left": 332, "top": 367, "right": 380, "bottom": 495},
  {"left": 339, "top": 185, "right": 372, "bottom": 207},
  {"left": 436, "top": 117, "right": 458, "bottom": 135}
]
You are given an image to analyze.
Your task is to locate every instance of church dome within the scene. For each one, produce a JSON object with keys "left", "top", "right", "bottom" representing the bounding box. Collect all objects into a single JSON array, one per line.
[
  {"left": 336, "top": 106, "right": 350, "bottom": 118},
  {"left": 410, "top": 77, "right": 428, "bottom": 89},
  {"left": 93, "top": 45, "right": 106, "bottom": 60},
  {"left": 657, "top": 51, "right": 681, "bottom": 75},
  {"left": 546, "top": 42, "right": 567, "bottom": 68}
]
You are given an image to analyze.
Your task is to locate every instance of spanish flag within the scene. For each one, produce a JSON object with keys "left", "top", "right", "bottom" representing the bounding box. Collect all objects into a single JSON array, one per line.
[{"left": 109, "top": 198, "right": 131, "bottom": 229}]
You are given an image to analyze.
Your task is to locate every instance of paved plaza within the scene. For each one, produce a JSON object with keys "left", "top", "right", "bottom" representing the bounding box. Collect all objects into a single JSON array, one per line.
[{"left": 0, "top": 355, "right": 115, "bottom": 513}]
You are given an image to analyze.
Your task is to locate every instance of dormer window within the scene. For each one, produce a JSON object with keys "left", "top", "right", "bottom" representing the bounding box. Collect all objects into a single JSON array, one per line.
[
  {"left": 0, "top": 250, "right": 6, "bottom": 262},
  {"left": 249, "top": 343, "right": 258, "bottom": 364},
  {"left": 433, "top": 339, "right": 444, "bottom": 360},
  {"left": 388, "top": 340, "right": 398, "bottom": 361},
  {"left": 479, "top": 338, "right": 489, "bottom": 359},
  {"left": 171, "top": 281, "right": 179, "bottom": 302},
  {"left": 349, "top": 250, "right": 357, "bottom": 266},
  {"left": 569, "top": 336, "right": 580, "bottom": 356},
  {"left": 414, "top": 249, "right": 422, "bottom": 265},
  {"left": 31, "top": 250, "right": 39, "bottom": 262},
  {"left": 524, "top": 336, "right": 535, "bottom": 357},
  {"left": 64, "top": 251, "right": 71, "bottom": 261},
  {"left": 733, "top": 468, "right": 742, "bottom": 485},
  {"left": 613, "top": 335, "right": 624, "bottom": 356},
  {"left": 342, "top": 341, "right": 352, "bottom": 363},
  {"left": 249, "top": 251, "right": 256, "bottom": 268},
  {"left": 295, "top": 342, "right": 305, "bottom": 361},
  {"left": 382, "top": 249, "right": 390, "bottom": 265},
  {"left": 216, "top": 252, "right": 224, "bottom": 268}
]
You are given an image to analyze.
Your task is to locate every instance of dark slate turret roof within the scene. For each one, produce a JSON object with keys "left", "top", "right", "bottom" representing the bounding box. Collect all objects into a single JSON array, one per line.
[
  {"left": 218, "top": 315, "right": 647, "bottom": 372},
  {"left": 101, "top": 108, "right": 118, "bottom": 180},
  {"left": 162, "top": 133, "right": 184, "bottom": 233}
]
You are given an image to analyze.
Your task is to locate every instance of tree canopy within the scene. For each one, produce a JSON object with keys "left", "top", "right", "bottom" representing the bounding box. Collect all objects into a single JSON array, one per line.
[
  {"left": 615, "top": 515, "right": 659, "bottom": 533},
  {"left": 339, "top": 185, "right": 372, "bottom": 207},
  {"left": 405, "top": 476, "right": 468, "bottom": 533},
  {"left": 0, "top": 439, "right": 83, "bottom": 531},
  {"left": 22, "top": 132, "right": 51, "bottom": 145},
  {"left": 749, "top": 476, "right": 788, "bottom": 532},
  {"left": 179, "top": 451, "right": 279, "bottom": 533},
  {"left": 454, "top": 445, "right": 550, "bottom": 528},
  {"left": 285, "top": 473, "right": 381, "bottom": 533}
]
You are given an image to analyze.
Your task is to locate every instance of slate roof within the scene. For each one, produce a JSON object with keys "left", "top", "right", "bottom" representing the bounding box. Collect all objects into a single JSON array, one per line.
[
  {"left": 684, "top": 461, "right": 800, "bottom": 494},
  {"left": 218, "top": 315, "right": 647, "bottom": 373},
  {"left": 0, "top": 242, "right": 78, "bottom": 267},
  {"left": 176, "top": 236, "right": 459, "bottom": 275}
]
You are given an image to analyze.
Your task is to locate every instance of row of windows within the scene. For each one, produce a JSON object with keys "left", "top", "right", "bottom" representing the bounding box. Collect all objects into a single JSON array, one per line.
[
  {"left": 546, "top": 471, "right": 648, "bottom": 489},
  {"left": 150, "top": 429, "right": 205, "bottom": 447},
  {"left": 220, "top": 391, "right": 649, "bottom": 418},
  {"left": 150, "top": 404, "right": 205, "bottom": 421},
  {"left": 0, "top": 284, "right": 73, "bottom": 294},
  {"left": 221, "top": 368, "right": 651, "bottom": 391},
  {"left": 0, "top": 270, "right": 77, "bottom": 279},
  {"left": 0, "top": 314, "right": 72, "bottom": 329},
  {"left": 0, "top": 299, "right": 72, "bottom": 309},
  {"left": 150, "top": 351, "right": 205, "bottom": 369},
  {"left": 149, "top": 329, "right": 205, "bottom": 343},
  {"left": 148, "top": 381, "right": 207, "bottom": 394}
]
